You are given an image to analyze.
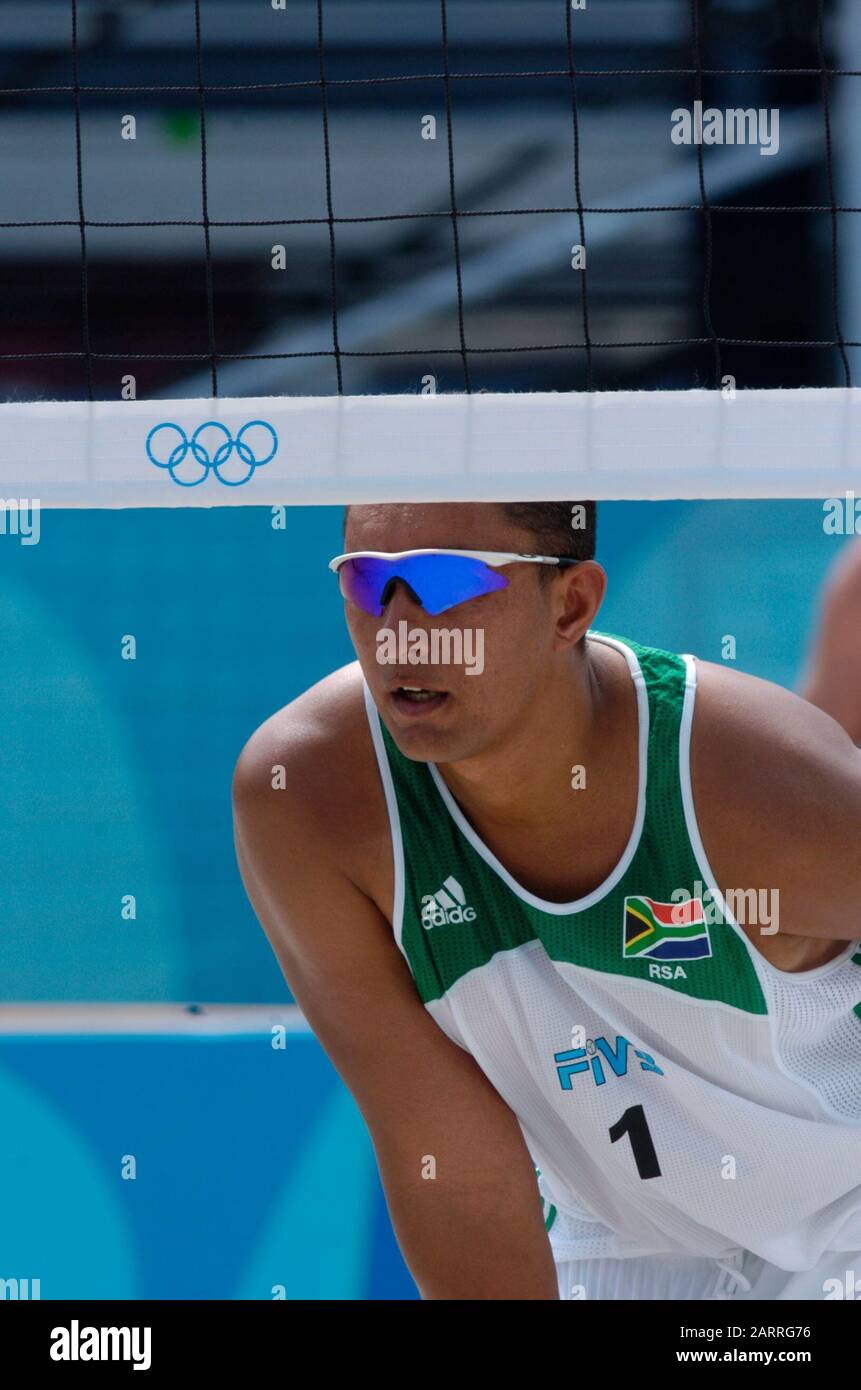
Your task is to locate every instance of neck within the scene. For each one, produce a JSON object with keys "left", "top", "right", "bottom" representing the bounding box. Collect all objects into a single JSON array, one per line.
[{"left": 437, "top": 639, "right": 632, "bottom": 834}]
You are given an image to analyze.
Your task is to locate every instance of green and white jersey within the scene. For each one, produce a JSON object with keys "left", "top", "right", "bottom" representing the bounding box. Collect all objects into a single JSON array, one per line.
[{"left": 364, "top": 632, "right": 861, "bottom": 1270}]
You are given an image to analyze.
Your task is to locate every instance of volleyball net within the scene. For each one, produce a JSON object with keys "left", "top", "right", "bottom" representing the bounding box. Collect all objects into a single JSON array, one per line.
[{"left": 2, "top": 0, "right": 861, "bottom": 505}]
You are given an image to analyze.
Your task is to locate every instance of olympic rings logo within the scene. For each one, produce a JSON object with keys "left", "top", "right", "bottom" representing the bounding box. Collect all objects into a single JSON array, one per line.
[{"left": 145, "top": 420, "right": 278, "bottom": 487}]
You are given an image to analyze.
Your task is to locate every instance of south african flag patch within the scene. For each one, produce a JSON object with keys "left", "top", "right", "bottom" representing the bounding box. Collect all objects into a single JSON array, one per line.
[{"left": 623, "top": 894, "right": 712, "bottom": 962}]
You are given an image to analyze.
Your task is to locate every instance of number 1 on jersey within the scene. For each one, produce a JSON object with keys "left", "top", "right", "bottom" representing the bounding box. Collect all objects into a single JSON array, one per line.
[{"left": 609, "top": 1104, "right": 662, "bottom": 1179}]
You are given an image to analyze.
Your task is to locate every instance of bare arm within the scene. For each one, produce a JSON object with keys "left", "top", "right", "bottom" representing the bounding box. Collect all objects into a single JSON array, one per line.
[
  {"left": 802, "top": 538, "right": 861, "bottom": 744},
  {"left": 232, "top": 714, "right": 559, "bottom": 1300}
]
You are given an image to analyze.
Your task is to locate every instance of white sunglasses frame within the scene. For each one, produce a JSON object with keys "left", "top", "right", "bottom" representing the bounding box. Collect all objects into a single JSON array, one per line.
[{"left": 328, "top": 548, "right": 581, "bottom": 572}]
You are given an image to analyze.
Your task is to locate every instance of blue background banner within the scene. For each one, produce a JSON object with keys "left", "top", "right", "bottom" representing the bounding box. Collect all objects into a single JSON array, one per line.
[{"left": 0, "top": 1023, "right": 417, "bottom": 1300}]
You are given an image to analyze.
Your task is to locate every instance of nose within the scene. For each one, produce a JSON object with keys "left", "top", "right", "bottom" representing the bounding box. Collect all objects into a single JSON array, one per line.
[{"left": 379, "top": 575, "right": 425, "bottom": 617}]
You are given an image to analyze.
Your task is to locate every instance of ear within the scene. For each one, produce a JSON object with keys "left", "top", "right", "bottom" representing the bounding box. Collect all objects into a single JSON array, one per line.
[{"left": 552, "top": 562, "right": 607, "bottom": 650}]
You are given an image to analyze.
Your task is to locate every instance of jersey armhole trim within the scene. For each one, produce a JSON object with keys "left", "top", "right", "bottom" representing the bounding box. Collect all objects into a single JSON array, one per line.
[
  {"left": 677, "top": 654, "right": 769, "bottom": 990},
  {"left": 361, "top": 680, "right": 408, "bottom": 960}
]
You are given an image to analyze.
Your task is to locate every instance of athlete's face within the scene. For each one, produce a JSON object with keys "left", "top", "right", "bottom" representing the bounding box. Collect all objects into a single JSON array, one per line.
[{"left": 341, "top": 502, "right": 606, "bottom": 763}]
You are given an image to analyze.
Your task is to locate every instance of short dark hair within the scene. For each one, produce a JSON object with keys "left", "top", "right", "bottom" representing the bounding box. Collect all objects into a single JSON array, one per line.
[
  {"left": 498, "top": 501, "right": 596, "bottom": 564},
  {"left": 342, "top": 500, "right": 597, "bottom": 561}
]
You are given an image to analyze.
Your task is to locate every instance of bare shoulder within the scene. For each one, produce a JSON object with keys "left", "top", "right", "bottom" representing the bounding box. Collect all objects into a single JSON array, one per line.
[
  {"left": 232, "top": 661, "right": 391, "bottom": 904},
  {"left": 803, "top": 539, "right": 861, "bottom": 742},
  {"left": 689, "top": 658, "right": 861, "bottom": 942},
  {"left": 691, "top": 657, "right": 856, "bottom": 779},
  {"left": 233, "top": 660, "right": 370, "bottom": 799},
  {"left": 823, "top": 536, "right": 861, "bottom": 604}
]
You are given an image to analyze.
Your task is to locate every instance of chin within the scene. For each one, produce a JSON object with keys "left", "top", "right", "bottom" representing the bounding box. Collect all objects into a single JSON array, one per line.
[{"left": 382, "top": 718, "right": 478, "bottom": 765}]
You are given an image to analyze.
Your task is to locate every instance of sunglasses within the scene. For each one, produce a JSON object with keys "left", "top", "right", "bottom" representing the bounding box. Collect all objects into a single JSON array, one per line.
[{"left": 328, "top": 548, "right": 581, "bottom": 617}]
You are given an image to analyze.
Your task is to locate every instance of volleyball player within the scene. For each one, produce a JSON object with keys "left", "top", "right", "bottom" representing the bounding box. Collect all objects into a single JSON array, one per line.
[
  {"left": 803, "top": 536, "right": 861, "bottom": 744},
  {"left": 233, "top": 502, "right": 861, "bottom": 1301}
]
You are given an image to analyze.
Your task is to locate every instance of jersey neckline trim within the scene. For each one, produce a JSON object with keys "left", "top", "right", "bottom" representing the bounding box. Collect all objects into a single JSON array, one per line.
[
  {"left": 362, "top": 678, "right": 408, "bottom": 959},
  {"left": 425, "top": 632, "right": 650, "bottom": 916}
]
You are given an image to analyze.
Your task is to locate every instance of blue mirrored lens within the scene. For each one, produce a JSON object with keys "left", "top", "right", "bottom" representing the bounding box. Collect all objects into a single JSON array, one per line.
[{"left": 337, "top": 554, "right": 508, "bottom": 615}]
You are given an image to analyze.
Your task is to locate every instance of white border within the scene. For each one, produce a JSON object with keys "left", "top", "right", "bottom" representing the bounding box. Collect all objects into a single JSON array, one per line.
[{"left": 3, "top": 387, "right": 861, "bottom": 507}]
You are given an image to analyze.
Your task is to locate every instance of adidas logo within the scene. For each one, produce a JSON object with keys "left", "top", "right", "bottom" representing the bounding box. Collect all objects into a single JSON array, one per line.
[{"left": 420, "top": 876, "right": 477, "bottom": 928}]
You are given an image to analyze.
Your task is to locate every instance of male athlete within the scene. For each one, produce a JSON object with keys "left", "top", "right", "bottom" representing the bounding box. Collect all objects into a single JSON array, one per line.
[
  {"left": 803, "top": 537, "right": 861, "bottom": 744},
  {"left": 233, "top": 501, "right": 861, "bottom": 1301}
]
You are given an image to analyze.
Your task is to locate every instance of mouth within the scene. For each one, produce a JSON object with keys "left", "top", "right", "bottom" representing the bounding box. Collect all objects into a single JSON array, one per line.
[{"left": 390, "top": 685, "right": 450, "bottom": 717}]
